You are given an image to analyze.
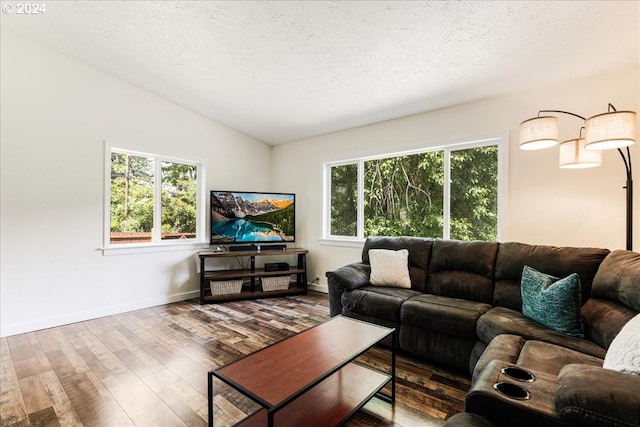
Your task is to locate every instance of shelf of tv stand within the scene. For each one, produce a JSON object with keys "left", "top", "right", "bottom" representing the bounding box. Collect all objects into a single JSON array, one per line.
[
  {"left": 203, "top": 266, "right": 306, "bottom": 278},
  {"left": 202, "top": 287, "right": 308, "bottom": 304},
  {"left": 199, "top": 247, "right": 308, "bottom": 304}
]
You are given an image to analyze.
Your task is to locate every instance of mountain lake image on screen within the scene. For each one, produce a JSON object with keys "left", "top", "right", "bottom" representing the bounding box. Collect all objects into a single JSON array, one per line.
[{"left": 210, "top": 191, "right": 296, "bottom": 244}]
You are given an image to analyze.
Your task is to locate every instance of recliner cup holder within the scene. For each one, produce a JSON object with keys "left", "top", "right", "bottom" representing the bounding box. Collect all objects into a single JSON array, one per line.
[
  {"left": 493, "top": 382, "right": 531, "bottom": 400},
  {"left": 501, "top": 366, "right": 535, "bottom": 382}
]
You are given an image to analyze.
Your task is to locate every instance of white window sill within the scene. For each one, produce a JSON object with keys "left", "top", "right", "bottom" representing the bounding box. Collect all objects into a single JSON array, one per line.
[
  {"left": 102, "top": 241, "right": 210, "bottom": 256},
  {"left": 317, "top": 237, "right": 365, "bottom": 248}
]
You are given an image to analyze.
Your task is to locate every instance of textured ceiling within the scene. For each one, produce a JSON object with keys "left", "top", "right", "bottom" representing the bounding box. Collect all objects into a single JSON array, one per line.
[{"left": 2, "top": 1, "right": 639, "bottom": 145}]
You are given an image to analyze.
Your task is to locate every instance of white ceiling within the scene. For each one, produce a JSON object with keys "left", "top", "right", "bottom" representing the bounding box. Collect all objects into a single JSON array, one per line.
[{"left": 2, "top": 1, "right": 639, "bottom": 145}]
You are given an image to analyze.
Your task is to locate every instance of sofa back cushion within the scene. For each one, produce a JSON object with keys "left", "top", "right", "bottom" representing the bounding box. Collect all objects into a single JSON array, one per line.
[
  {"left": 582, "top": 250, "right": 640, "bottom": 349},
  {"left": 426, "top": 239, "right": 499, "bottom": 303},
  {"left": 581, "top": 298, "right": 638, "bottom": 349},
  {"left": 494, "top": 242, "right": 609, "bottom": 311},
  {"left": 591, "top": 250, "right": 640, "bottom": 311},
  {"left": 362, "top": 236, "right": 433, "bottom": 292}
]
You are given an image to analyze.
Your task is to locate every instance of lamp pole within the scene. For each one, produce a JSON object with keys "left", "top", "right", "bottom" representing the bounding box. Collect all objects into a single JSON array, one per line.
[{"left": 619, "top": 146, "right": 633, "bottom": 251}]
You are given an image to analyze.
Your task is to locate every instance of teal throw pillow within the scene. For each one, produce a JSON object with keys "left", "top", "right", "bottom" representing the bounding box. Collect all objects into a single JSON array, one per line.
[{"left": 521, "top": 265, "right": 584, "bottom": 338}]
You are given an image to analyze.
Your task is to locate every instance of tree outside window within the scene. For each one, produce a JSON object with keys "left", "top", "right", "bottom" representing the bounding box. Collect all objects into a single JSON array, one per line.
[
  {"left": 160, "top": 161, "right": 198, "bottom": 241},
  {"left": 364, "top": 151, "right": 444, "bottom": 238},
  {"left": 326, "top": 141, "right": 501, "bottom": 241},
  {"left": 330, "top": 164, "right": 358, "bottom": 236},
  {"left": 109, "top": 150, "right": 200, "bottom": 245},
  {"left": 450, "top": 146, "right": 498, "bottom": 241}
]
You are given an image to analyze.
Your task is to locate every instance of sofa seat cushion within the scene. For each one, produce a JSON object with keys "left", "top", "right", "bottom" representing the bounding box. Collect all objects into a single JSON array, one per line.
[
  {"left": 401, "top": 294, "right": 492, "bottom": 338},
  {"left": 516, "top": 340, "right": 603, "bottom": 376},
  {"left": 399, "top": 324, "right": 478, "bottom": 372},
  {"left": 477, "top": 306, "right": 606, "bottom": 359},
  {"left": 472, "top": 334, "right": 603, "bottom": 383},
  {"left": 341, "top": 286, "right": 420, "bottom": 322}
]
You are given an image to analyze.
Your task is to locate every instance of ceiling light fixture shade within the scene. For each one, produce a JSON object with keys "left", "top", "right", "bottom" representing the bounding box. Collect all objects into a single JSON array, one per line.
[
  {"left": 559, "top": 138, "right": 602, "bottom": 169},
  {"left": 519, "top": 116, "right": 559, "bottom": 150},
  {"left": 584, "top": 110, "right": 636, "bottom": 150}
]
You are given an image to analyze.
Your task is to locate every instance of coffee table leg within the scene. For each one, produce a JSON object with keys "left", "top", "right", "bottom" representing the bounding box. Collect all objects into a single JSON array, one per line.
[
  {"left": 391, "top": 330, "right": 396, "bottom": 402},
  {"left": 373, "top": 330, "right": 396, "bottom": 403},
  {"left": 207, "top": 371, "right": 214, "bottom": 427}
]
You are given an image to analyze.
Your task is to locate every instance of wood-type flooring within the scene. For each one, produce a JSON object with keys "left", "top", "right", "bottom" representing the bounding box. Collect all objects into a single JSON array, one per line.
[{"left": 1, "top": 292, "right": 470, "bottom": 427}]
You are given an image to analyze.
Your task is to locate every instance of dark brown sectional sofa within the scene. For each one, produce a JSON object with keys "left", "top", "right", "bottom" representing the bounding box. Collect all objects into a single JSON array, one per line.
[{"left": 326, "top": 236, "right": 640, "bottom": 427}]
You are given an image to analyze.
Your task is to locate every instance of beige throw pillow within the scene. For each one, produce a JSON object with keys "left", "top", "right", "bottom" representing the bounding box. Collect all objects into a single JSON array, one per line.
[
  {"left": 369, "top": 248, "right": 411, "bottom": 288},
  {"left": 603, "top": 313, "right": 640, "bottom": 375}
]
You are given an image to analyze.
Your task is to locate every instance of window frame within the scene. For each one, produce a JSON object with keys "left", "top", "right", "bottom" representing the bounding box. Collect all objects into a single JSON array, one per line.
[
  {"left": 103, "top": 142, "right": 208, "bottom": 255},
  {"left": 321, "top": 135, "right": 508, "bottom": 245}
]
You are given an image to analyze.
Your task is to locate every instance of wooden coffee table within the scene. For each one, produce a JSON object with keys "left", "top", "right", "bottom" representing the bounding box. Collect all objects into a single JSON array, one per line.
[{"left": 208, "top": 315, "right": 396, "bottom": 427}]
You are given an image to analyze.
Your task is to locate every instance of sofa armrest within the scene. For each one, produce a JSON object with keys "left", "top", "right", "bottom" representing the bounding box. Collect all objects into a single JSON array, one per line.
[
  {"left": 326, "top": 262, "right": 371, "bottom": 291},
  {"left": 472, "top": 334, "right": 526, "bottom": 384},
  {"left": 555, "top": 364, "right": 640, "bottom": 427},
  {"left": 326, "top": 263, "right": 371, "bottom": 317}
]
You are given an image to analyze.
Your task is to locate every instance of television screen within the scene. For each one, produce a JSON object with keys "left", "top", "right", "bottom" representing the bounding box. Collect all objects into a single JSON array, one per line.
[{"left": 210, "top": 191, "right": 295, "bottom": 244}]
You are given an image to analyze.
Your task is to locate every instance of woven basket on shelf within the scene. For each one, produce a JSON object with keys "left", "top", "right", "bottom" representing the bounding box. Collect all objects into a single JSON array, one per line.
[
  {"left": 210, "top": 279, "right": 243, "bottom": 296},
  {"left": 261, "top": 275, "right": 291, "bottom": 291}
]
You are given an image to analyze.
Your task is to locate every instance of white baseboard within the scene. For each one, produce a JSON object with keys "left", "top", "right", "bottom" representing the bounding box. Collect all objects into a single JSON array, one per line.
[
  {"left": 0, "top": 290, "right": 200, "bottom": 337},
  {"left": 2, "top": 284, "right": 329, "bottom": 337},
  {"left": 308, "top": 283, "right": 328, "bottom": 293}
]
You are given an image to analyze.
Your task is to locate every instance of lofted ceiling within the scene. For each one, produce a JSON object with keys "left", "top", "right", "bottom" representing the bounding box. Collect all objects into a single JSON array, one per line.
[{"left": 1, "top": 1, "right": 639, "bottom": 145}]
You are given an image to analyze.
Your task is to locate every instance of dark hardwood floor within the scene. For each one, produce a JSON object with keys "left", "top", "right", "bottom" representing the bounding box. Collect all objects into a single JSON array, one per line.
[{"left": 1, "top": 292, "right": 469, "bottom": 427}]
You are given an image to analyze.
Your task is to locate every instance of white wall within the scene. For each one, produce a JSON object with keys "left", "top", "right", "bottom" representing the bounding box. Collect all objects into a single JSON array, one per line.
[
  {"left": 272, "top": 64, "right": 640, "bottom": 290},
  {"left": 0, "top": 32, "right": 272, "bottom": 336}
]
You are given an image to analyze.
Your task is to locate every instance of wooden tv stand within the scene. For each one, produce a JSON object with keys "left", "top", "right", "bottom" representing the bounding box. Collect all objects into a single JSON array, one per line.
[{"left": 198, "top": 247, "right": 308, "bottom": 304}]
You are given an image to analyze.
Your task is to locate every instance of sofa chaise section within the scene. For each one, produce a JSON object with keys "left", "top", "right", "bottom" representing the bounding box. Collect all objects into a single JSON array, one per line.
[{"left": 468, "top": 249, "right": 640, "bottom": 427}]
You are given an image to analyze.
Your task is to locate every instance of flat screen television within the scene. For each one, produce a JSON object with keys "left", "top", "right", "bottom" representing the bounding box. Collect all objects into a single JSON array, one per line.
[{"left": 210, "top": 191, "right": 296, "bottom": 245}]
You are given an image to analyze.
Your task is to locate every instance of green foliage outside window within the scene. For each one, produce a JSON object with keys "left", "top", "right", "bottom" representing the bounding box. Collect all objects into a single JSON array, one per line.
[
  {"left": 110, "top": 153, "right": 154, "bottom": 234},
  {"left": 110, "top": 152, "right": 197, "bottom": 244},
  {"left": 450, "top": 146, "right": 498, "bottom": 241},
  {"left": 161, "top": 162, "right": 197, "bottom": 237},
  {"left": 328, "top": 144, "right": 499, "bottom": 241},
  {"left": 364, "top": 152, "right": 444, "bottom": 237},
  {"left": 330, "top": 164, "right": 358, "bottom": 236}
]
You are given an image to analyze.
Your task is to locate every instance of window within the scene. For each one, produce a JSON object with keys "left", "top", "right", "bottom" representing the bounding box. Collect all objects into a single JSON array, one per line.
[
  {"left": 449, "top": 145, "right": 499, "bottom": 241},
  {"left": 330, "top": 163, "right": 359, "bottom": 237},
  {"left": 105, "top": 146, "right": 204, "bottom": 251},
  {"left": 324, "top": 138, "right": 504, "bottom": 242}
]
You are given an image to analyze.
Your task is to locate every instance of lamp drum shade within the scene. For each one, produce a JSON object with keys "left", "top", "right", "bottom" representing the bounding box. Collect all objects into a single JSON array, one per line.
[
  {"left": 559, "top": 138, "right": 602, "bottom": 169},
  {"left": 519, "top": 116, "right": 559, "bottom": 150},
  {"left": 585, "top": 111, "right": 636, "bottom": 150}
]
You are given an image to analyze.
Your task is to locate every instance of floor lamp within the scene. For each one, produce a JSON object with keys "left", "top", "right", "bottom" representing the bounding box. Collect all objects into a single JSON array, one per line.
[{"left": 519, "top": 104, "right": 636, "bottom": 251}]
